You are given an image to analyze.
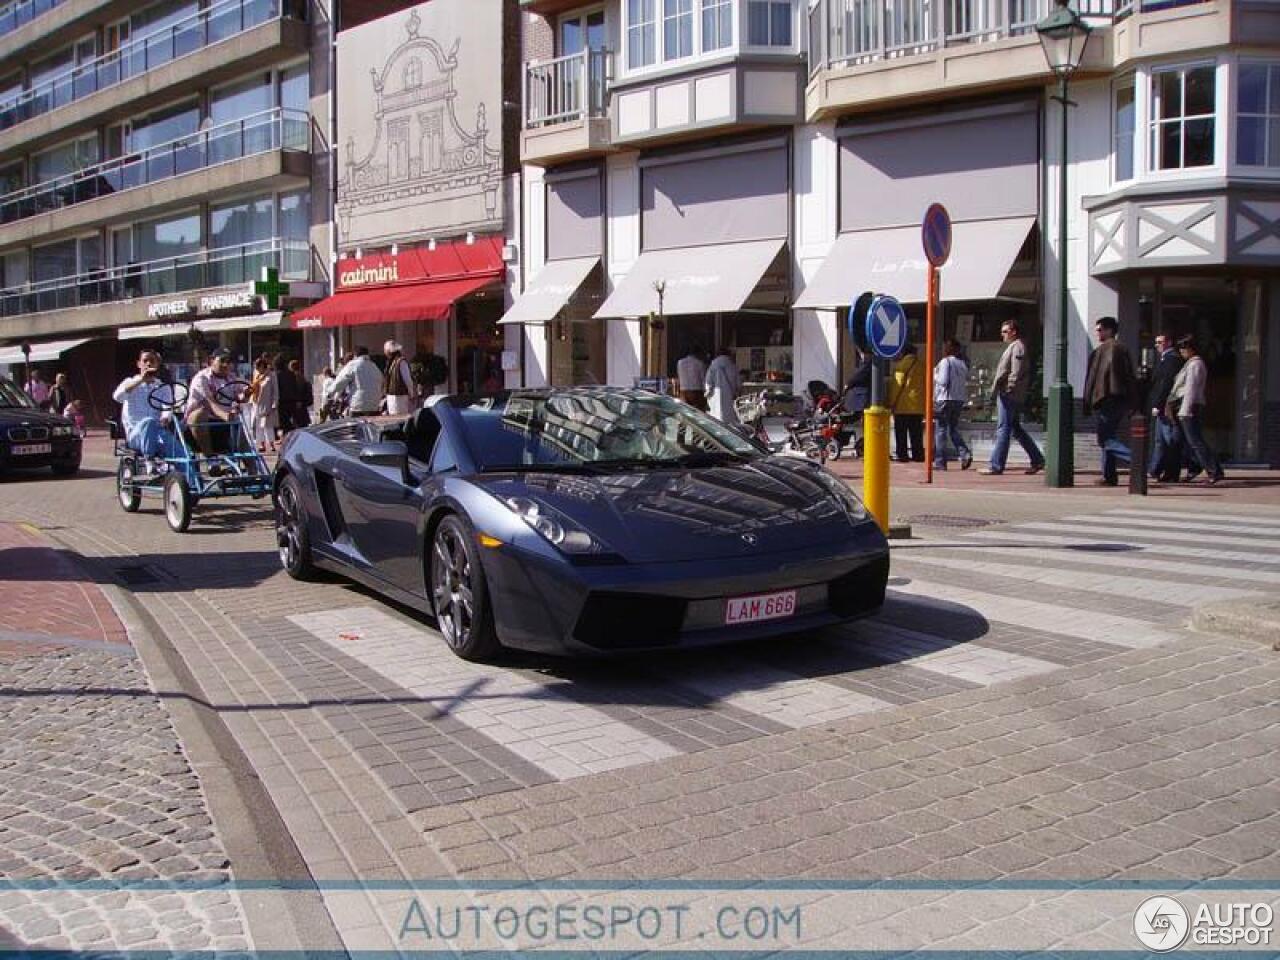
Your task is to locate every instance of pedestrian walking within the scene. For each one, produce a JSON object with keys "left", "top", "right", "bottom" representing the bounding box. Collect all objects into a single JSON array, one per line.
[
  {"left": 979, "top": 321, "right": 1044, "bottom": 475},
  {"left": 327, "top": 346, "right": 383, "bottom": 415},
  {"left": 62, "top": 398, "right": 86, "bottom": 437},
  {"left": 889, "top": 345, "right": 925, "bottom": 462},
  {"left": 251, "top": 356, "right": 278, "bottom": 452},
  {"left": 1082, "top": 315, "right": 1138, "bottom": 486},
  {"left": 25, "top": 370, "right": 50, "bottom": 410},
  {"left": 274, "top": 354, "right": 298, "bottom": 434},
  {"left": 676, "top": 344, "right": 708, "bottom": 411},
  {"left": 933, "top": 338, "right": 973, "bottom": 470},
  {"left": 1146, "top": 332, "right": 1183, "bottom": 483},
  {"left": 1167, "top": 335, "right": 1224, "bottom": 485},
  {"left": 288, "top": 359, "right": 313, "bottom": 428},
  {"left": 49, "top": 373, "right": 71, "bottom": 416},
  {"left": 382, "top": 340, "right": 417, "bottom": 416},
  {"left": 704, "top": 346, "right": 741, "bottom": 425}
]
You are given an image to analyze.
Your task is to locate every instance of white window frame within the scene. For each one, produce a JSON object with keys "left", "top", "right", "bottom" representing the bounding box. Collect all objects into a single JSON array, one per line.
[
  {"left": 662, "top": 0, "right": 694, "bottom": 62},
  {"left": 1147, "top": 61, "right": 1219, "bottom": 175},
  {"left": 1233, "top": 58, "right": 1280, "bottom": 173},
  {"left": 1112, "top": 73, "right": 1136, "bottom": 185},
  {"left": 701, "top": 0, "right": 732, "bottom": 52},
  {"left": 622, "top": 0, "right": 758, "bottom": 78},
  {"left": 626, "top": 0, "right": 657, "bottom": 71}
]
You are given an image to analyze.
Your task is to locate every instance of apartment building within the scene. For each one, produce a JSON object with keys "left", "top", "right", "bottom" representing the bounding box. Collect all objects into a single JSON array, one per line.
[
  {"left": 510, "top": 0, "right": 1280, "bottom": 465},
  {"left": 0, "top": 0, "right": 332, "bottom": 420}
]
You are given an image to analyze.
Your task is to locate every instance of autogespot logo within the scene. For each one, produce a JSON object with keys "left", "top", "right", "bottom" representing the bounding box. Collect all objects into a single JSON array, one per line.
[{"left": 1134, "top": 896, "right": 1190, "bottom": 952}]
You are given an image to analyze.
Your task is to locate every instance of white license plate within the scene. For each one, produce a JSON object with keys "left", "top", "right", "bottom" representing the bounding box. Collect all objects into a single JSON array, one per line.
[
  {"left": 725, "top": 589, "right": 797, "bottom": 625},
  {"left": 11, "top": 443, "right": 51, "bottom": 455}
]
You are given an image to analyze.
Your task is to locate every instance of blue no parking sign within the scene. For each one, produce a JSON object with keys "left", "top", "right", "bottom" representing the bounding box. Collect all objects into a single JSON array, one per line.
[
  {"left": 865, "top": 295, "right": 907, "bottom": 361},
  {"left": 922, "top": 203, "right": 952, "bottom": 268}
]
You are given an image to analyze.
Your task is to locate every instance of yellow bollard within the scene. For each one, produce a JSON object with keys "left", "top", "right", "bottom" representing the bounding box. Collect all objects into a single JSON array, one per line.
[{"left": 862, "top": 404, "right": 891, "bottom": 533}]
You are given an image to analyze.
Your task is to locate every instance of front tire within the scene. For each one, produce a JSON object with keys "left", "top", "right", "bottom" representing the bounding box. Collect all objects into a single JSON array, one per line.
[
  {"left": 164, "top": 473, "right": 193, "bottom": 533},
  {"left": 117, "top": 458, "right": 141, "bottom": 512},
  {"left": 275, "top": 474, "right": 316, "bottom": 580},
  {"left": 430, "top": 515, "right": 500, "bottom": 662},
  {"left": 825, "top": 439, "right": 843, "bottom": 461}
]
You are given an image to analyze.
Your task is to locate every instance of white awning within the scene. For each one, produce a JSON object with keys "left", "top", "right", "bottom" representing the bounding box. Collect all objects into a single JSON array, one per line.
[
  {"left": 594, "top": 238, "right": 786, "bottom": 319},
  {"left": 117, "top": 312, "right": 286, "bottom": 340},
  {"left": 0, "top": 338, "right": 91, "bottom": 364},
  {"left": 499, "top": 256, "right": 598, "bottom": 325},
  {"left": 794, "top": 217, "right": 1036, "bottom": 309}
]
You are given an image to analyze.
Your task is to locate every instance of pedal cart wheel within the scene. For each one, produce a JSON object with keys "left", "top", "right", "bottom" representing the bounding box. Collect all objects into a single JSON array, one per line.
[
  {"left": 117, "top": 458, "right": 141, "bottom": 513},
  {"left": 825, "top": 439, "right": 843, "bottom": 461},
  {"left": 164, "top": 473, "right": 194, "bottom": 533}
]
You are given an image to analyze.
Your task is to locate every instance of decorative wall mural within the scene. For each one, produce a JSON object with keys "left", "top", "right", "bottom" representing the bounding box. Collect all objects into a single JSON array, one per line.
[{"left": 336, "top": 2, "right": 503, "bottom": 249}]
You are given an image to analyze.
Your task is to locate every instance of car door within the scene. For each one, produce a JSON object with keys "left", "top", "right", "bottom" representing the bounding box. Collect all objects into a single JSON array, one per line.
[{"left": 334, "top": 414, "right": 439, "bottom": 596}]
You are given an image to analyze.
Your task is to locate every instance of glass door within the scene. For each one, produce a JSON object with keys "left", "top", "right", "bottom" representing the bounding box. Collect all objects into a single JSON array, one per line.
[{"left": 558, "top": 9, "right": 606, "bottom": 115}]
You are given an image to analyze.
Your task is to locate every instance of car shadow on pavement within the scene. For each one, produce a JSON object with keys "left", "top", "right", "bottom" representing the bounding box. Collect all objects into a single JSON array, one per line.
[
  {"left": 0, "top": 467, "right": 113, "bottom": 482},
  {"left": 0, "top": 546, "right": 280, "bottom": 592}
]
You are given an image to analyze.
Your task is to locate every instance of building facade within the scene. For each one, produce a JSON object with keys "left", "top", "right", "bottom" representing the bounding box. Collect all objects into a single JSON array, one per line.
[
  {"left": 0, "top": 0, "right": 334, "bottom": 421},
  {"left": 509, "top": 0, "right": 1280, "bottom": 466}
]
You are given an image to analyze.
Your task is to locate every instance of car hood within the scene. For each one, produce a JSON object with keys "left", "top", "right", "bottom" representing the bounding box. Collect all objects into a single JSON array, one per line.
[
  {"left": 0, "top": 406, "right": 73, "bottom": 428},
  {"left": 470, "top": 456, "right": 862, "bottom": 563}
]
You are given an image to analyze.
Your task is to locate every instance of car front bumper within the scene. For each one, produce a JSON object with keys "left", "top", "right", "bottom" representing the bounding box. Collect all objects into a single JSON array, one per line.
[
  {"left": 0, "top": 437, "right": 82, "bottom": 472},
  {"left": 481, "top": 522, "right": 890, "bottom": 656}
]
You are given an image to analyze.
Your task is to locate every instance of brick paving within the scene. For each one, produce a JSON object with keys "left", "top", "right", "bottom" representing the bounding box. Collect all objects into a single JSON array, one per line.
[
  {"left": 0, "top": 520, "right": 248, "bottom": 953},
  {"left": 0, "top": 462, "right": 1278, "bottom": 951}
]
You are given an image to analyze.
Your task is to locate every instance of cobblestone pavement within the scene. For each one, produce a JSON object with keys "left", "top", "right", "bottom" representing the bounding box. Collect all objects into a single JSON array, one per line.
[
  {"left": 1, "top": 462, "right": 1278, "bottom": 951},
  {"left": 0, "top": 520, "right": 248, "bottom": 952}
]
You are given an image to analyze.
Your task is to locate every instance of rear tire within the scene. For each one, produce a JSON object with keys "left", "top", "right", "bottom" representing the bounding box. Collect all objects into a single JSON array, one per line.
[
  {"left": 275, "top": 474, "right": 316, "bottom": 580},
  {"left": 117, "top": 458, "right": 141, "bottom": 512},
  {"left": 429, "top": 514, "right": 500, "bottom": 662},
  {"left": 164, "top": 473, "right": 193, "bottom": 533},
  {"left": 825, "top": 439, "right": 843, "bottom": 461}
]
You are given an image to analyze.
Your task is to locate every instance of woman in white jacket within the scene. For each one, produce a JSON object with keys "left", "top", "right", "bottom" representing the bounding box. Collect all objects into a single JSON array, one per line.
[
  {"left": 1167, "top": 335, "right": 1223, "bottom": 485},
  {"left": 254, "top": 361, "right": 279, "bottom": 452}
]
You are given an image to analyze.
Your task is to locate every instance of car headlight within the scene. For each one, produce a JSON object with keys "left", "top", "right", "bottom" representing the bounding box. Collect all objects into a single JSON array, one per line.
[
  {"left": 504, "top": 497, "right": 599, "bottom": 554},
  {"left": 813, "top": 469, "right": 869, "bottom": 523},
  {"left": 51, "top": 425, "right": 74, "bottom": 437}
]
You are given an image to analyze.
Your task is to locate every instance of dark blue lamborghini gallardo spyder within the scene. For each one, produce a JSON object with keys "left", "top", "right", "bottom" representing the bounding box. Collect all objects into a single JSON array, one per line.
[{"left": 272, "top": 388, "right": 889, "bottom": 661}]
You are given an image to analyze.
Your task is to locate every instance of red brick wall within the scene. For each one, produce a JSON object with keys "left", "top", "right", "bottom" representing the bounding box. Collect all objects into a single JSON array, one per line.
[{"left": 523, "top": 11, "right": 554, "bottom": 62}]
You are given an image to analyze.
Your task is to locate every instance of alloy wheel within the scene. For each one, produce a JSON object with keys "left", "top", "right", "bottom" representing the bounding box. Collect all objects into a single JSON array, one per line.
[{"left": 432, "top": 525, "right": 474, "bottom": 651}]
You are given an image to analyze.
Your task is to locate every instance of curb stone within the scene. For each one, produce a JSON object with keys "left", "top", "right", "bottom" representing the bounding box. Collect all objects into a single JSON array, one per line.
[{"left": 1190, "top": 596, "right": 1280, "bottom": 648}]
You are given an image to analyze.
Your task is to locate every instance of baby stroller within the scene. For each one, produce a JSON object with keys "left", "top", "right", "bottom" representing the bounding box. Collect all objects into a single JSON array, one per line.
[{"left": 785, "top": 380, "right": 861, "bottom": 462}]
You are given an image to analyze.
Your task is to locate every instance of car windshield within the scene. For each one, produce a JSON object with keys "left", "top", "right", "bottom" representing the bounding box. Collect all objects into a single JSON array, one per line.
[
  {"left": 0, "top": 379, "right": 34, "bottom": 409},
  {"left": 453, "top": 390, "right": 762, "bottom": 472}
]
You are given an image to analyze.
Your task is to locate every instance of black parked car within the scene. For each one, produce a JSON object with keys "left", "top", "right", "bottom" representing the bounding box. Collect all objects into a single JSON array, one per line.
[
  {"left": 273, "top": 388, "right": 889, "bottom": 662},
  {"left": 0, "top": 376, "right": 81, "bottom": 476}
]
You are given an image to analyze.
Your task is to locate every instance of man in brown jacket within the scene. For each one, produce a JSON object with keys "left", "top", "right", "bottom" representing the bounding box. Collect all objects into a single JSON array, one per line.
[
  {"left": 979, "top": 321, "right": 1045, "bottom": 475},
  {"left": 1082, "top": 315, "right": 1138, "bottom": 486}
]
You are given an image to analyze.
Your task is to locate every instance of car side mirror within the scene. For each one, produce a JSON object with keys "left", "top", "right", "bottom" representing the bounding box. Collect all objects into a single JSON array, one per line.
[{"left": 359, "top": 441, "right": 412, "bottom": 485}]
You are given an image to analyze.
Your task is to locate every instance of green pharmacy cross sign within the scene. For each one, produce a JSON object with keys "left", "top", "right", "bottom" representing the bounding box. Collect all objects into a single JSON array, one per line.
[{"left": 254, "top": 267, "right": 291, "bottom": 310}]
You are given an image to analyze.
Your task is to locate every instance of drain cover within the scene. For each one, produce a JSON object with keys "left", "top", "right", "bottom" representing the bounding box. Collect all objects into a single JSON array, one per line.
[{"left": 909, "top": 514, "right": 999, "bottom": 529}]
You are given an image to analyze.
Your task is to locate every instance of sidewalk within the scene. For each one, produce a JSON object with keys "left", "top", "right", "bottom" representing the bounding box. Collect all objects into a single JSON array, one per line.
[{"left": 0, "top": 522, "right": 249, "bottom": 952}]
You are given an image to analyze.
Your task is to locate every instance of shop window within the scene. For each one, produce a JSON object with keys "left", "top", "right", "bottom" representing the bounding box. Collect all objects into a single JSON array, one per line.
[
  {"left": 702, "top": 0, "right": 732, "bottom": 51},
  {"left": 747, "top": 0, "right": 791, "bottom": 47},
  {"left": 1237, "top": 61, "right": 1280, "bottom": 168},
  {"left": 1113, "top": 75, "right": 1135, "bottom": 182},
  {"left": 663, "top": 0, "right": 693, "bottom": 61},
  {"left": 627, "top": 0, "right": 657, "bottom": 69},
  {"left": 1150, "top": 64, "right": 1216, "bottom": 171}
]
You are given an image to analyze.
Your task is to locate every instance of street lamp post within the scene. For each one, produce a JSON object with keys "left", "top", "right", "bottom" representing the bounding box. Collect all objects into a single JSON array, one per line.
[{"left": 1036, "top": 0, "right": 1091, "bottom": 488}]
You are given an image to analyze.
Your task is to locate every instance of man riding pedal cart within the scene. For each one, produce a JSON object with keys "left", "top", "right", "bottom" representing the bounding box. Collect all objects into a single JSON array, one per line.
[{"left": 112, "top": 349, "right": 180, "bottom": 476}]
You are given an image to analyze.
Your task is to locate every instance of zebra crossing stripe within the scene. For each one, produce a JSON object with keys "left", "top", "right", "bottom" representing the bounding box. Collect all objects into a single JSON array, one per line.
[
  {"left": 1063, "top": 514, "right": 1280, "bottom": 538},
  {"left": 886, "top": 580, "right": 1178, "bottom": 649},
  {"left": 836, "top": 621, "right": 1060, "bottom": 686},
  {"left": 1103, "top": 508, "right": 1280, "bottom": 531},
  {"left": 997, "top": 524, "right": 1280, "bottom": 559},
  {"left": 954, "top": 531, "right": 1280, "bottom": 580},
  {"left": 892, "top": 553, "right": 1262, "bottom": 606},
  {"left": 289, "top": 607, "right": 679, "bottom": 781},
  {"left": 652, "top": 662, "right": 893, "bottom": 729}
]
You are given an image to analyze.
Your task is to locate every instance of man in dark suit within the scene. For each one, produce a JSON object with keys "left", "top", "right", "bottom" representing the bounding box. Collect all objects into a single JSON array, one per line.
[{"left": 1146, "top": 332, "right": 1183, "bottom": 483}]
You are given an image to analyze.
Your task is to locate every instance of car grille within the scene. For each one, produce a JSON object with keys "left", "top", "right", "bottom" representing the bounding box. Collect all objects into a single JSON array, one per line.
[
  {"left": 7, "top": 425, "right": 49, "bottom": 441},
  {"left": 828, "top": 555, "right": 890, "bottom": 618},
  {"left": 573, "top": 593, "right": 687, "bottom": 650}
]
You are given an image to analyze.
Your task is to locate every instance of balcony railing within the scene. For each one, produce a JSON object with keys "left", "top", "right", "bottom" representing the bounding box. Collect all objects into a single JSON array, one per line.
[
  {"left": 0, "top": 239, "right": 310, "bottom": 318},
  {"left": 0, "top": 0, "right": 304, "bottom": 133},
  {"left": 525, "top": 49, "right": 611, "bottom": 127},
  {"left": 0, "top": 0, "right": 66, "bottom": 39},
  {"left": 810, "top": 0, "right": 1132, "bottom": 71},
  {"left": 0, "top": 109, "right": 309, "bottom": 227}
]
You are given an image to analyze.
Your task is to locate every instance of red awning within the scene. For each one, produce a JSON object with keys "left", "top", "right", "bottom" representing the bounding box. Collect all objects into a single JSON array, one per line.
[{"left": 290, "top": 274, "right": 498, "bottom": 330}]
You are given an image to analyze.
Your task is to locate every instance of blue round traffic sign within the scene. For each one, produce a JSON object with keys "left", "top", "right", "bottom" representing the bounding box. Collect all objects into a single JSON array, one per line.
[
  {"left": 866, "top": 295, "right": 907, "bottom": 360},
  {"left": 922, "top": 203, "right": 952, "bottom": 268}
]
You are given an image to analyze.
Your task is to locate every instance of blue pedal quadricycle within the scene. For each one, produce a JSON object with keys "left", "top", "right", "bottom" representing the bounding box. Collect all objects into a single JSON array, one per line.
[{"left": 111, "top": 378, "right": 272, "bottom": 532}]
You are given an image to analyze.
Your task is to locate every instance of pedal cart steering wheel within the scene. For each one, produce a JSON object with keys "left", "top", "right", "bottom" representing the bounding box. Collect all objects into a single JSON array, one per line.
[
  {"left": 146, "top": 380, "right": 190, "bottom": 413},
  {"left": 214, "top": 379, "right": 252, "bottom": 408}
]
